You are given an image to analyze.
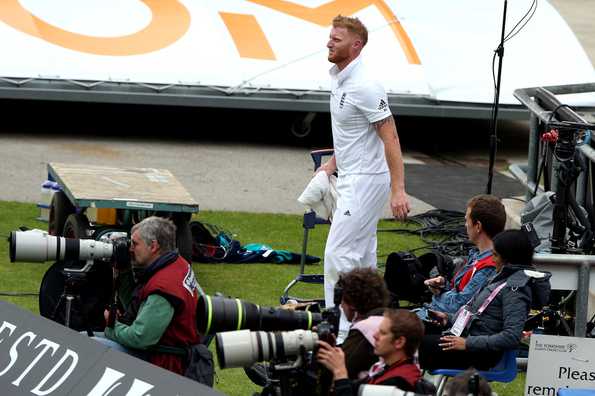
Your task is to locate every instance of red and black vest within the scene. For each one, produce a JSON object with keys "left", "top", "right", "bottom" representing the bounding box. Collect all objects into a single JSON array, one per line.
[
  {"left": 451, "top": 253, "right": 495, "bottom": 292},
  {"left": 368, "top": 359, "right": 421, "bottom": 389},
  {"left": 138, "top": 255, "right": 200, "bottom": 374}
]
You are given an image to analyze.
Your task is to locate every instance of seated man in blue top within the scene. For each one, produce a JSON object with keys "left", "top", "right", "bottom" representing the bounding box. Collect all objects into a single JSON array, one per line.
[{"left": 416, "top": 195, "right": 506, "bottom": 325}]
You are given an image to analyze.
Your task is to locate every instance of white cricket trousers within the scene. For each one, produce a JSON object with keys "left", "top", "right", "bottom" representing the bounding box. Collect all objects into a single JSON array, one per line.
[{"left": 323, "top": 172, "right": 390, "bottom": 308}]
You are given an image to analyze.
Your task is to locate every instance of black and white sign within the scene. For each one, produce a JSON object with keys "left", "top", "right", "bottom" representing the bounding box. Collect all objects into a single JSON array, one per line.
[
  {"left": 0, "top": 301, "right": 224, "bottom": 395},
  {"left": 526, "top": 334, "right": 595, "bottom": 396}
]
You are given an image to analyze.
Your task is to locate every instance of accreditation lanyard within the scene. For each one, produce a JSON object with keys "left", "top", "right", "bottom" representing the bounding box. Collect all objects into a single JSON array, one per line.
[{"left": 449, "top": 281, "right": 508, "bottom": 337}]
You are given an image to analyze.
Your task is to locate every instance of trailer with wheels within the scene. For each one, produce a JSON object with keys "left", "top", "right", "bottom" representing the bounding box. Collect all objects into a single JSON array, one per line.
[
  {"left": 46, "top": 162, "right": 198, "bottom": 260},
  {"left": 40, "top": 162, "right": 199, "bottom": 331}
]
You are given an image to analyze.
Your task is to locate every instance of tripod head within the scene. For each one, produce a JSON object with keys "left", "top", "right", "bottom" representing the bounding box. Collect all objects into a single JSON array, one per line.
[{"left": 546, "top": 120, "right": 593, "bottom": 162}]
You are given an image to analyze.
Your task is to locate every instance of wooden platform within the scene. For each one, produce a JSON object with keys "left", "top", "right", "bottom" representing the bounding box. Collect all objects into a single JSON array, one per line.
[{"left": 48, "top": 163, "right": 198, "bottom": 213}]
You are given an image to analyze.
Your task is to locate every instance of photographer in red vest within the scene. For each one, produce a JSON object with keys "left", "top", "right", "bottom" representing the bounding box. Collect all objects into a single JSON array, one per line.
[
  {"left": 317, "top": 309, "right": 433, "bottom": 395},
  {"left": 99, "top": 216, "right": 201, "bottom": 375}
]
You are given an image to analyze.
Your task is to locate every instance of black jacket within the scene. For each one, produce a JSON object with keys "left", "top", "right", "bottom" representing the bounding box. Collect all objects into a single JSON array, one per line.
[{"left": 463, "top": 265, "right": 551, "bottom": 352}]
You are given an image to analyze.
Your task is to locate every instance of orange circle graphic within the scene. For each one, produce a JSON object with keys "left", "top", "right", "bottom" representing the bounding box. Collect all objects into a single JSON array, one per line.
[{"left": 0, "top": 0, "right": 190, "bottom": 56}]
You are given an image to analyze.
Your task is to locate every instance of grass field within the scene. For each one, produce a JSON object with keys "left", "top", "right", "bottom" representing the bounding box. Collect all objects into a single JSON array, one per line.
[{"left": 0, "top": 201, "right": 525, "bottom": 395}]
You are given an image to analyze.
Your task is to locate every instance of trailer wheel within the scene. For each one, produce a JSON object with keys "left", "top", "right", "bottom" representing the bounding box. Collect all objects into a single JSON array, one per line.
[
  {"left": 63, "top": 213, "right": 91, "bottom": 239},
  {"left": 49, "top": 191, "right": 75, "bottom": 236}
]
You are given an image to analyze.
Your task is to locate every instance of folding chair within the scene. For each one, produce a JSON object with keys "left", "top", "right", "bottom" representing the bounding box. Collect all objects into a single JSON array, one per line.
[
  {"left": 280, "top": 149, "right": 334, "bottom": 305},
  {"left": 430, "top": 349, "right": 518, "bottom": 396},
  {"left": 558, "top": 390, "right": 595, "bottom": 396}
]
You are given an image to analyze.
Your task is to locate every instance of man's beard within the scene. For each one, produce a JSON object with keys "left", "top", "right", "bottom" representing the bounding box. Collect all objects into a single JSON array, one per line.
[{"left": 328, "top": 50, "right": 347, "bottom": 65}]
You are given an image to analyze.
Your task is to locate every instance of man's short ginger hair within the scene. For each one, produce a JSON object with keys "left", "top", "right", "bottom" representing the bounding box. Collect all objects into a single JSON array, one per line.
[
  {"left": 332, "top": 15, "right": 368, "bottom": 46},
  {"left": 467, "top": 194, "right": 506, "bottom": 239}
]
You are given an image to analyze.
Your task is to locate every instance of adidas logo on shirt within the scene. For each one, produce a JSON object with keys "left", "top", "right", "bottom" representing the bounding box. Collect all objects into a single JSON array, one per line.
[
  {"left": 343, "top": 210, "right": 351, "bottom": 216},
  {"left": 378, "top": 99, "right": 388, "bottom": 111}
]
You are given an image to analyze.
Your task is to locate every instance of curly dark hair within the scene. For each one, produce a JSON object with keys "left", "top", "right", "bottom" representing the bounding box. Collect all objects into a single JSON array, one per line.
[{"left": 337, "top": 268, "right": 389, "bottom": 315}]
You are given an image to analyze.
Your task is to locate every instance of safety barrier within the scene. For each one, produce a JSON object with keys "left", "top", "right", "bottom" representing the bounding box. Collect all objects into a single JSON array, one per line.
[
  {"left": 511, "top": 82, "right": 595, "bottom": 203},
  {"left": 511, "top": 83, "right": 595, "bottom": 337}
]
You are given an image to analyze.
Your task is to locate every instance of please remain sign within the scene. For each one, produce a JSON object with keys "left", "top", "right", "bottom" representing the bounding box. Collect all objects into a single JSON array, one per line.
[{"left": 526, "top": 334, "right": 595, "bottom": 396}]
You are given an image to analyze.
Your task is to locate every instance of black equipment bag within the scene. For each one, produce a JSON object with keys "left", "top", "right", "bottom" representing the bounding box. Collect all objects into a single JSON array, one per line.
[
  {"left": 418, "top": 251, "right": 455, "bottom": 283},
  {"left": 184, "top": 343, "right": 215, "bottom": 387},
  {"left": 152, "top": 343, "right": 215, "bottom": 387},
  {"left": 384, "top": 251, "right": 455, "bottom": 306}
]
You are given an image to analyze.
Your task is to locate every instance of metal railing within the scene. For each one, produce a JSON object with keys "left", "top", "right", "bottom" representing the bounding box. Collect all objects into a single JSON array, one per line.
[{"left": 512, "top": 82, "right": 595, "bottom": 337}]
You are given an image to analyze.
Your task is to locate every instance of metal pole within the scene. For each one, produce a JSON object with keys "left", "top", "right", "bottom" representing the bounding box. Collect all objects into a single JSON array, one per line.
[
  {"left": 575, "top": 263, "right": 591, "bottom": 337},
  {"left": 486, "top": 0, "right": 508, "bottom": 194},
  {"left": 299, "top": 227, "right": 309, "bottom": 275},
  {"left": 65, "top": 295, "right": 74, "bottom": 329},
  {"left": 526, "top": 112, "right": 540, "bottom": 200}
]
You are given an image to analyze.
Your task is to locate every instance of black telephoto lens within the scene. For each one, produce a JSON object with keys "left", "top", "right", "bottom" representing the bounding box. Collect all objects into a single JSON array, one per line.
[{"left": 197, "top": 295, "right": 321, "bottom": 335}]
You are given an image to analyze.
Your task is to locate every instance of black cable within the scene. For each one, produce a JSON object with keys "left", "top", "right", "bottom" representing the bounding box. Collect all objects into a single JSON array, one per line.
[
  {"left": 380, "top": 210, "right": 472, "bottom": 258},
  {"left": 0, "top": 291, "right": 38, "bottom": 297},
  {"left": 504, "top": 0, "right": 538, "bottom": 43},
  {"left": 505, "top": 196, "right": 527, "bottom": 203},
  {"left": 547, "top": 104, "right": 575, "bottom": 124}
]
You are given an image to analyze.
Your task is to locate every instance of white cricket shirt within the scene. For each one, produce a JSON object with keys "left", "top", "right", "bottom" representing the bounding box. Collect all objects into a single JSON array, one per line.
[{"left": 329, "top": 55, "right": 391, "bottom": 175}]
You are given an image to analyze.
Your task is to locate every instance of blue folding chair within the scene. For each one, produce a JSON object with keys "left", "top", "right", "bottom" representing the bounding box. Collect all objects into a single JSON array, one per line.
[
  {"left": 430, "top": 349, "right": 518, "bottom": 395},
  {"left": 558, "top": 390, "right": 595, "bottom": 396},
  {"left": 280, "top": 149, "right": 334, "bottom": 306}
]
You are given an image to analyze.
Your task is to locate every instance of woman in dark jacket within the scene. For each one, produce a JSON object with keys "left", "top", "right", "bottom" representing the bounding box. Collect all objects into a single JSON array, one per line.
[{"left": 418, "top": 229, "right": 551, "bottom": 370}]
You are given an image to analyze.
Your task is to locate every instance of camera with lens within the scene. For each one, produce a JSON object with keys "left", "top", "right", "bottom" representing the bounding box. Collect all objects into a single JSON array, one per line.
[
  {"left": 8, "top": 229, "right": 131, "bottom": 330},
  {"left": 9, "top": 229, "right": 130, "bottom": 267},
  {"left": 215, "top": 324, "right": 337, "bottom": 396},
  {"left": 206, "top": 288, "right": 342, "bottom": 396},
  {"left": 197, "top": 294, "right": 324, "bottom": 335}
]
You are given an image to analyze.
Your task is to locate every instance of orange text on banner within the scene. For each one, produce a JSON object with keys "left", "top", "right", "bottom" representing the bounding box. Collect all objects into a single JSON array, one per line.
[
  {"left": 220, "top": 12, "right": 276, "bottom": 60},
  {"left": 247, "top": 0, "right": 421, "bottom": 65},
  {"left": 0, "top": 0, "right": 190, "bottom": 56}
]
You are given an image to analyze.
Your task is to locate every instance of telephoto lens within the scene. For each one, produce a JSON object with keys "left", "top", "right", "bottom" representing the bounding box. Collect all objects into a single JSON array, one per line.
[
  {"left": 9, "top": 230, "right": 114, "bottom": 263},
  {"left": 216, "top": 329, "right": 318, "bottom": 369},
  {"left": 197, "top": 295, "right": 322, "bottom": 335}
]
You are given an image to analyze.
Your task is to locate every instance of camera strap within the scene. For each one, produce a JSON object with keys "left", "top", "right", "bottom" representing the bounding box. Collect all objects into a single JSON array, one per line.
[{"left": 149, "top": 344, "right": 188, "bottom": 356}]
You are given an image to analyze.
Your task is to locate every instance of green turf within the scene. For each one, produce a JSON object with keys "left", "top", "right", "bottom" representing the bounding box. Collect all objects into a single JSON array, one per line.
[{"left": 0, "top": 201, "right": 526, "bottom": 395}]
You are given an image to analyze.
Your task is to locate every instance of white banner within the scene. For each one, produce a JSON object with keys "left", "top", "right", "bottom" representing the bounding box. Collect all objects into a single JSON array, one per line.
[
  {"left": 526, "top": 334, "right": 595, "bottom": 396},
  {"left": 0, "top": 0, "right": 593, "bottom": 104}
]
